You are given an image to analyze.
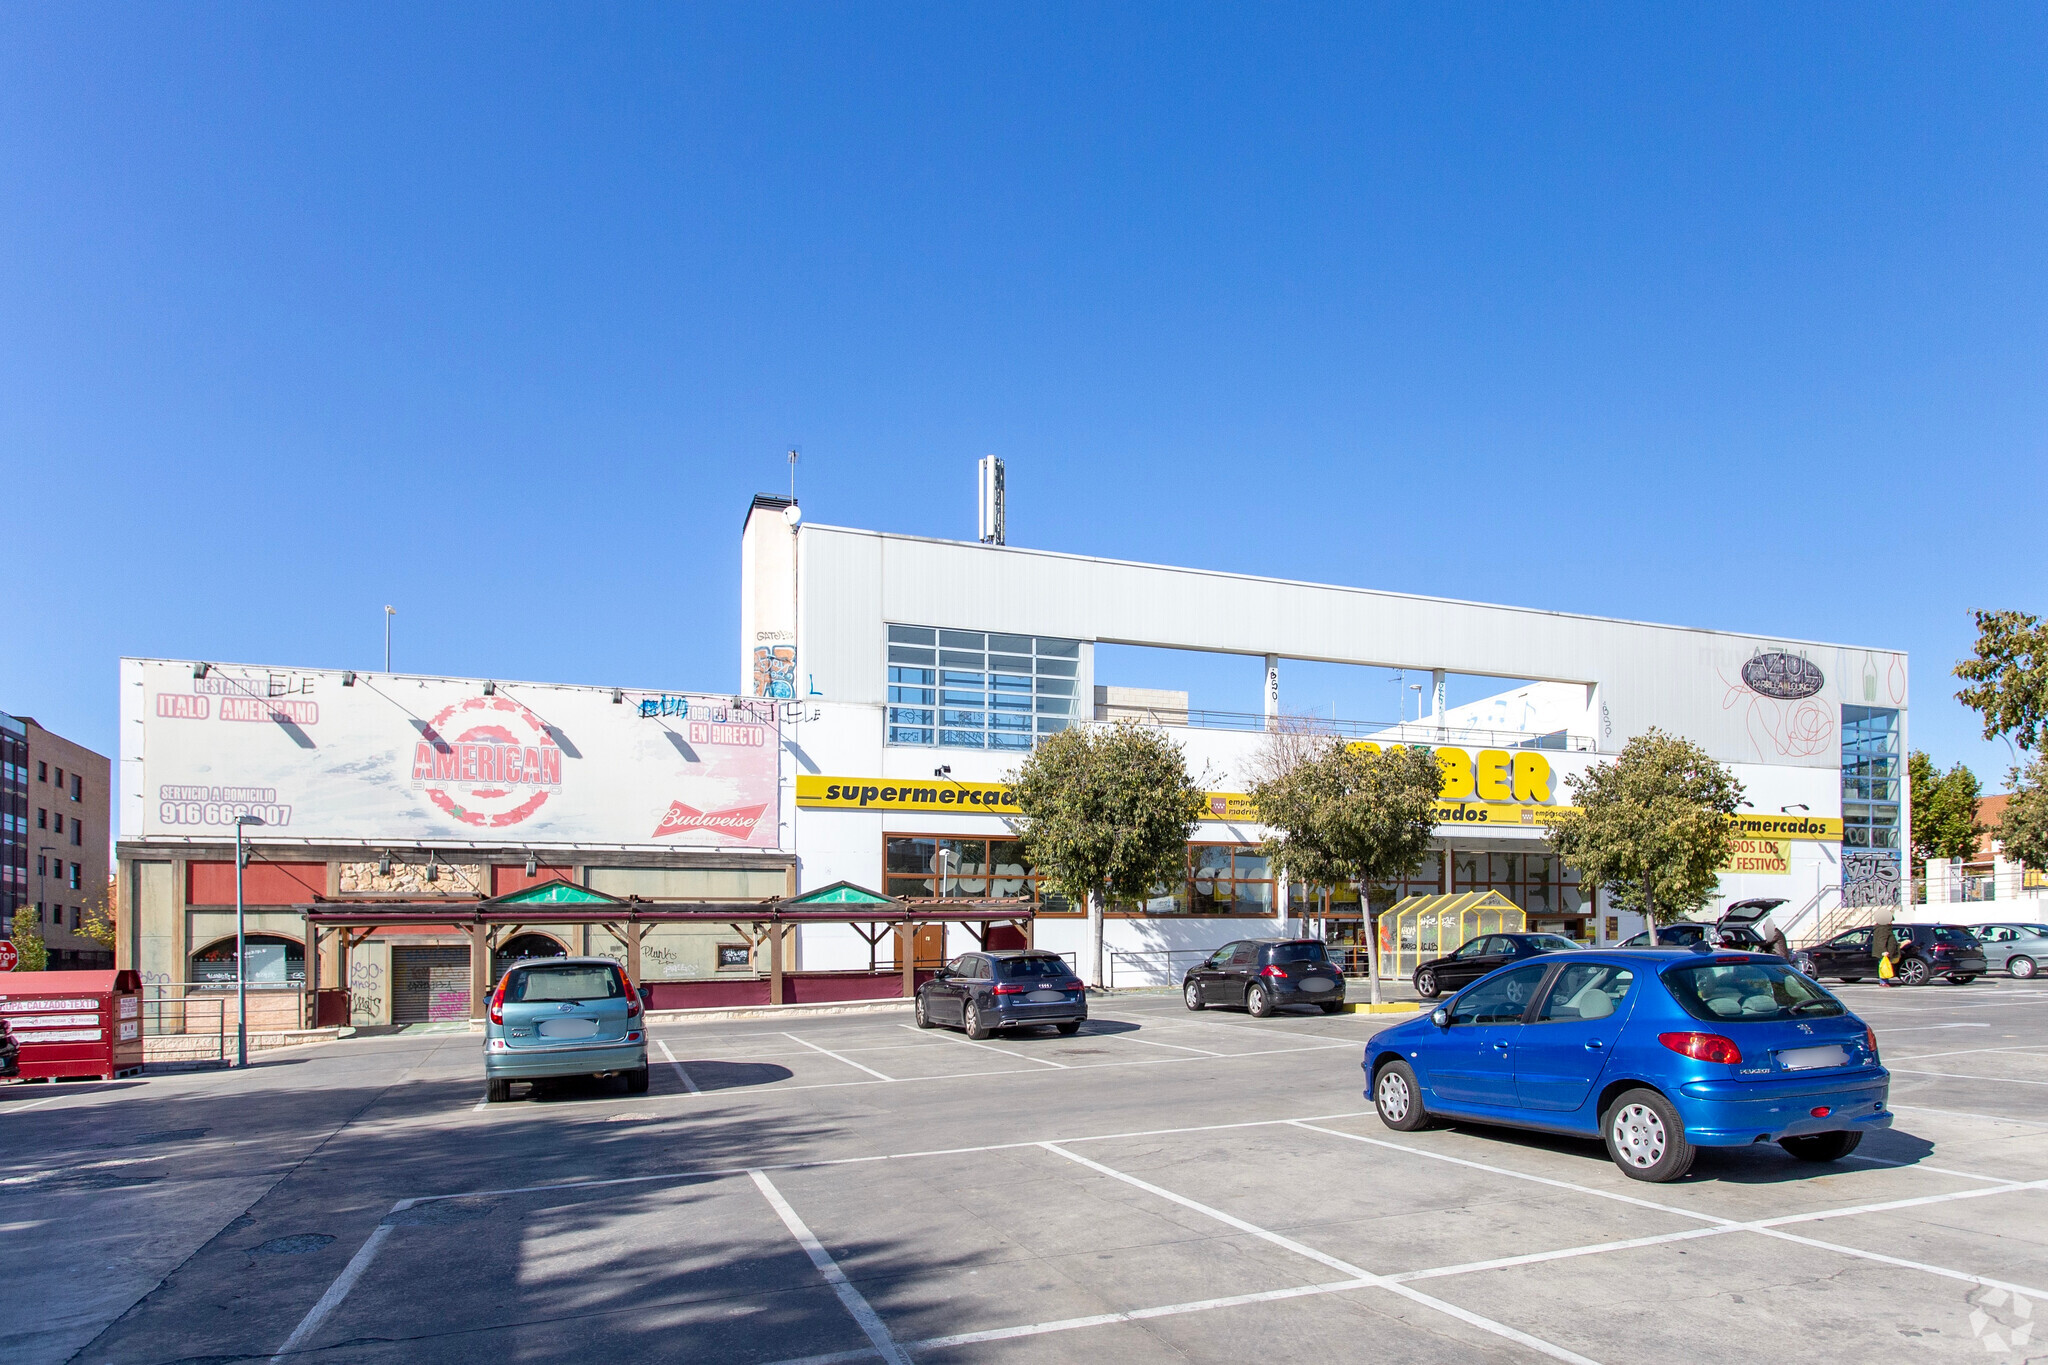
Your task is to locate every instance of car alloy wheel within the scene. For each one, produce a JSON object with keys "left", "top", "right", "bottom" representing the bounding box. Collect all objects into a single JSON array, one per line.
[
  {"left": 2011, "top": 956, "right": 2037, "bottom": 979},
  {"left": 915, "top": 994, "right": 932, "bottom": 1028},
  {"left": 1246, "top": 984, "right": 1272, "bottom": 1018},
  {"left": 1184, "top": 980, "right": 1205, "bottom": 1011},
  {"left": 1792, "top": 953, "right": 1816, "bottom": 978},
  {"left": 1610, "top": 1101, "right": 1667, "bottom": 1170},
  {"left": 1899, "top": 957, "right": 1931, "bottom": 986},
  {"left": 1414, "top": 968, "right": 1438, "bottom": 998},
  {"left": 964, "top": 1002, "right": 993, "bottom": 1040},
  {"left": 1377, "top": 1068, "right": 1411, "bottom": 1123}
]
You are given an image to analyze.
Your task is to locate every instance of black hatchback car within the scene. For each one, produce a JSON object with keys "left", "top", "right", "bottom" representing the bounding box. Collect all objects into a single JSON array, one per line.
[
  {"left": 1411, "top": 932, "right": 1582, "bottom": 998},
  {"left": 1183, "top": 938, "right": 1346, "bottom": 1017},
  {"left": 1795, "top": 923, "right": 1987, "bottom": 986},
  {"left": 916, "top": 950, "right": 1087, "bottom": 1039}
]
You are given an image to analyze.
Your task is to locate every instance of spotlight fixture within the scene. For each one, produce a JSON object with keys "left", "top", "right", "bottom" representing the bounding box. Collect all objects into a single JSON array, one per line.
[
  {"left": 934, "top": 765, "right": 952, "bottom": 778},
  {"left": 1780, "top": 803, "right": 1811, "bottom": 813},
  {"left": 341, "top": 671, "right": 357, "bottom": 687},
  {"left": 193, "top": 662, "right": 211, "bottom": 680},
  {"left": 524, "top": 852, "right": 538, "bottom": 877},
  {"left": 378, "top": 852, "right": 392, "bottom": 875},
  {"left": 611, "top": 689, "right": 624, "bottom": 704},
  {"left": 483, "top": 681, "right": 496, "bottom": 696},
  {"left": 426, "top": 860, "right": 439, "bottom": 883}
]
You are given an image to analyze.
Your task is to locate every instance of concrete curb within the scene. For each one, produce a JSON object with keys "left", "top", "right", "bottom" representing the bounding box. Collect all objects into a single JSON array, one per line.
[{"left": 644, "top": 998, "right": 917, "bottom": 1025}]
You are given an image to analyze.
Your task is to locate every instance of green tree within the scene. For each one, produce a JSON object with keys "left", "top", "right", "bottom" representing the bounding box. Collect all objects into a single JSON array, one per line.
[
  {"left": 9, "top": 908, "right": 49, "bottom": 972},
  {"left": 1998, "top": 755, "right": 2048, "bottom": 877},
  {"left": 1956, "top": 610, "right": 2048, "bottom": 752},
  {"left": 79, "top": 873, "right": 119, "bottom": 953},
  {"left": 1249, "top": 738, "right": 1443, "bottom": 1004},
  {"left": 1009, "top": 721, "right": 1206, "bottom": 987},
  {"left": 1907, "top": 751, "right": 1985, "bottom": 875},
  {"left": 1546, "top": 729, "right": 1745, "bottom": 945}
]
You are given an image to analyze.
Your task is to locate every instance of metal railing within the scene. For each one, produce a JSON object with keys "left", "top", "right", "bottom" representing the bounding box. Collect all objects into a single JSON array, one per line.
[
  {"left": 141, "top": 983, "right": 307, "bottom": 1035},
  {"left": 1105, "top": 944, "right": 1377, "bottom": 988},
  {"left": 141, "top": 994, "right": 227, "bottom": 1066},
  {"left": 1090, "top": 708, "right": 1600, "bottom": 752}
]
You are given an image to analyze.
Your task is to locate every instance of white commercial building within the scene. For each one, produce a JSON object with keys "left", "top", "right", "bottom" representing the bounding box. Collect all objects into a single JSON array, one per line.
[{"left": 743, "top": 494, "right": 1909, "bottom": 984}]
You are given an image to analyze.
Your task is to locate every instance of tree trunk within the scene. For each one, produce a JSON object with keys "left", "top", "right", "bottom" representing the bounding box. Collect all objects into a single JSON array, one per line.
[
  {"left": 1642, "top": 871, "right": 1657, "bottom": 947},
  {"left": 1361, "top": 883, "right": 1381, "bottom": 1007},
  {"left": 1087, "top": 887, "right": 1105, "bottom": 990}
]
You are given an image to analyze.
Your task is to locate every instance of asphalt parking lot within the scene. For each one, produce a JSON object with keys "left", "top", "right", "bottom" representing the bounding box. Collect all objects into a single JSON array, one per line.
[{"left": 8, "top": 977, "right": 2048, "bottom": 1364}]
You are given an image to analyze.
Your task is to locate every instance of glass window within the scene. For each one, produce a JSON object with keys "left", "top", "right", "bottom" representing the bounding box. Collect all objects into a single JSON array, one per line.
[
  {"left": 1536, "top": 964, "right": 1634, "bottom": 1021},
  {"left": 1834, "top": 927, "right": 1872, "bottom": 950},
  {"left": 887, "top": 624, "right": 1082, "bottom": 748},
  {"left": 1448, "top": 963, "right": 1549, "bottom": 1024},
  {"left": 1664, "top": 961, "right": 1844, "bottom": 1023},
  {"left": 1267, "top": 942, "right": 1329, "bottom": 964},
  {"left": 998, "top": 955, "right": 1073, "bottom": 980},
  {"left": 888, "top": 625, "right": 936, "bottom": 645},
  {"left": 1228, "top": 942, "right": 1257, "bottom": 966},
  {"left": 1931, "top": 926, "right": 1980, "bottom": 947}
]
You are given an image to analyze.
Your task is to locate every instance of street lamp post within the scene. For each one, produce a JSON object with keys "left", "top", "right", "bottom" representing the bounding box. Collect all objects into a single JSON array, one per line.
[
  {"left": 234, "top": 815, "right": 267, "bottom": 1067},
  {"left": 37, "top": 845, "right": 56, "bottom": 959},
  {"left": 384, "top": 605, "right": 396, "bottom": 673}
]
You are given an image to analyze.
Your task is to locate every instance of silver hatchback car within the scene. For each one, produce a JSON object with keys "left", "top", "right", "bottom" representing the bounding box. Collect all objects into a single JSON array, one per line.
[
  {"left": 484, "top": 957, "right": 648, "bottom": 1102},
  {"left": 1968, "top": 924, "right": 2048, "bottom": 979}
]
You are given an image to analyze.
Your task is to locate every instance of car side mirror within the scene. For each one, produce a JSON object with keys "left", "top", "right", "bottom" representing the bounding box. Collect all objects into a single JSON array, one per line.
[
  {"left": 1431, "top": 1007, "right": 1450, "bottom": 1029},
  {"left": 933, "top": 968, "right": 952, "bottom": 980}
]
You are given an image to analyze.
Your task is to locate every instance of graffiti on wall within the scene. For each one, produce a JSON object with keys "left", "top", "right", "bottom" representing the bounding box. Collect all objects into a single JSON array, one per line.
[
  {"left": 349, "top": 957, "right": 385, "bottom": 1024},
  {"left": 753, "top": 645, "right": 797, "bottom": 700},
  {"left": 1842, "top": 850, "right": 1902, "bottom": 909}
]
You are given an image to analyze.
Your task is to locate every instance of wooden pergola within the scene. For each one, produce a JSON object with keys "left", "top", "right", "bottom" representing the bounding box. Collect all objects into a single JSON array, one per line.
[{"left": 294, "top": 878, "right": 1035, "bottom": 1020}]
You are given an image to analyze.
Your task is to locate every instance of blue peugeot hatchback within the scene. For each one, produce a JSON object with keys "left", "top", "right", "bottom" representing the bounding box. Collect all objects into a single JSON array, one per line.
[
  {"left": 484, "top": 957, "right": 648, "bottom": 1102},
  {"left": 1365, "top": 947, "right": 1890, "bottom": 1181}
]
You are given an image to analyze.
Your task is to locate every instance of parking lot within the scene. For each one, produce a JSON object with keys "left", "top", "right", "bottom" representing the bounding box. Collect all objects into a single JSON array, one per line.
[{"left": 10, "top": 977, "right": 2048, "bottom": 1364}]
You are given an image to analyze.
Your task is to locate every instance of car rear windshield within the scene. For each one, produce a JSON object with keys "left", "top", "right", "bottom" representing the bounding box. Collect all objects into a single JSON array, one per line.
[
  {"left": 1663, "top": 961, "right": 1844, "bottom": 1023},
  {"left": 1524, "top": 935, "right": 1581, "bottom": 953},
  {"left": 506, "top": 965, "right": 624, "bottom": 1002},
  {"left": 999, "top": 956, "right": 1073, "bottom": 980},
  {"left": 1931, "top": 927, "right": 1980, "bottom": 947},
  {"left": 1267, "top": 943, "right": 1329, "bottom": 963}
]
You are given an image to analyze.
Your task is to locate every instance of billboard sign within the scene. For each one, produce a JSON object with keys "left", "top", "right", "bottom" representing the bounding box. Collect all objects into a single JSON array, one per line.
[{"left": 123, "top": 660, "right": 781, "bottom": 848}]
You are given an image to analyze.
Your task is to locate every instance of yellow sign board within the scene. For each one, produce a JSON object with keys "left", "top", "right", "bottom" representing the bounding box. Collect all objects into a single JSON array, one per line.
[
  {"left": 1729, "top": 813, "right": 1842, "bottom": 841},
  {"left": 796, "top": 776, "right": 1023, "bottom": 813},
  {"left": 1720, "top": 836, "right": 1792, "bottom": 875}
]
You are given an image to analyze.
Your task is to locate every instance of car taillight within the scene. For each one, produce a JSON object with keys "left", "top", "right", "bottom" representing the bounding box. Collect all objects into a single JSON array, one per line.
[
  {"left": 1659, "top": 1032, "right": 1742, "bottom": 1065},
  {"left": 1930, "top": 944, "right": 1952, "bottom": 956},
  {"left": 488, "top": 979, "right": 507, "bottom": 1026},
  {"left": 993, "top": 983, "right": 1028, "bottom": 995},
  {"left": 619, "top": 973, "right": 642, "bottom": 1017},
  {"left": 1260, "top": 965, "right": 1290, "bottom": 978},
  {"left": 1865, "top": 1026, "right": 1879, "bottom": 1061}
]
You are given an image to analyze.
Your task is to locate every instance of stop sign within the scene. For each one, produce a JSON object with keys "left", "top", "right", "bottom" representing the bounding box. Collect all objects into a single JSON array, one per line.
[{"left": 0, "top": 940, "right": 17, "bottom": 971}]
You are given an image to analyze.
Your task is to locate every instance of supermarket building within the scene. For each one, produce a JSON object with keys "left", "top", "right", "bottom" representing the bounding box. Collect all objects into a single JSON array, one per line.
[{"left": 114, "top": 496, "right": 1908, "bottom": 1019}]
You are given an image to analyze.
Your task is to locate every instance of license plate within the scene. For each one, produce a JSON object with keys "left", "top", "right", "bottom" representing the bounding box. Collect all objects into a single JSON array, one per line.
[
  {"left": 537, "top": 1017, "right": 600, "bottom": 1039},
  {"left": 1299, "top": 979, "right": 1332, "bottom": 993},
  {"left": 1027, "top": 990, "right": 1066, "bottom": 1003},
  {"left": 1777, "top": 1044, "right": 1849, "bottom": 1071}
]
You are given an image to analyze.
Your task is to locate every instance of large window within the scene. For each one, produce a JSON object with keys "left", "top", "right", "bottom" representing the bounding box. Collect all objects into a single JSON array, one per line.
[
  {"left": 1448, "top": 851, "right": 1586, "bottom": 917},
  {"left": 886, "top": 836, "right": 1042, "bottom": 901},
  {"left": 886, "top": 625, "right": 1080, "bottom": 749},
  {"left": 1841, "top": 706, "right": 1901, "bottom": 851}
]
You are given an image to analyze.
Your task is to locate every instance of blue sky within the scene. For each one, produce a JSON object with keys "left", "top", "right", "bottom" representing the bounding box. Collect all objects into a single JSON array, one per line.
[{"left": 3, "top": 5, "right": 2042, "bottom": 788}]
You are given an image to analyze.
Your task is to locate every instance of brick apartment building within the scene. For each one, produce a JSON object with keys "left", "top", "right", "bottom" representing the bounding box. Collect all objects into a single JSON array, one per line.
[{"left": 2, "top": 712, "right": 112, "bottom": 969}]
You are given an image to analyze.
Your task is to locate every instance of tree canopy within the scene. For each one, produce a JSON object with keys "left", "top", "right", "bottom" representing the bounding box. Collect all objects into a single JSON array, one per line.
[
  {"left": 1956, "top": 610, "right": 2048, "bottom": 752},
  {"left": 1249, "top": 738, "right": 1443, "bottom": 897},
  {"left": 1546, "top": 728, "right": 1745, "bottom": 925},
  {"left": 1009, "top": 720, "right": 1206, "bottom": 909},
  {"left": 1907, "top": 751, "right": 1984, "bottom": 874},
  {"left": 9, "top": 909, "right": 48, "bottom": 972},
  {"left": 1999, "top": 755, "right": 2048, "bottom": 875}
]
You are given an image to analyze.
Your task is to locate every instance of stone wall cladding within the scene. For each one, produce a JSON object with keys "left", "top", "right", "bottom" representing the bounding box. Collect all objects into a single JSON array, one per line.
[{"left": 337, "top": 861, "right": 489, "bottom": 895}]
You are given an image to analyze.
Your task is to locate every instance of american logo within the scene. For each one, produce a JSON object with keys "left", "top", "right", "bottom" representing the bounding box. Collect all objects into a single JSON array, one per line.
[
  {"left": 410, "top": 697, "right": 563, "bottom": 829},
  {"left": 653, "top": 800, "right": 768, "bottom": 841}
]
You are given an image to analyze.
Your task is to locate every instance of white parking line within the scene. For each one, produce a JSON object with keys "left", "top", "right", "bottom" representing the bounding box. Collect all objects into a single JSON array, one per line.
[
  {"left": 1871, "top": 1023, "right": 1993, "bottom": 1033},
  {"left": 0, "top": 1094, "right": 69, "bottom": 1115},
  {"left": 750, "top": 1169, "right": 911, "bottom": 1365},
  {"left": 1088, "top": 1032, "right": 1223, "bottom": 1056},
  {"left": 1890, "top": 1066, "right": 2048, "bottom": 1087},
  {"left": 895, "top": 1023, "right": 1067, "bottom": 1067},
  {"left": 782, "top": 1032, "right": 895, "bottom": 1082},
  {"left": 1040, "top": 1142, "right": 1602, "bottom": 1365},
  {"left": 657, "top": 1039, "right": 701, "bottom": 1094},
  {"left": 1891, "top": 1102, "right": 2048, "bottom": 1127},
  {"left": 268, "top": 1199, "right": 416, "bottom": 1363},
  {"left": 1888, "top": 1045, "right": 2048, "bottom": 1062}
]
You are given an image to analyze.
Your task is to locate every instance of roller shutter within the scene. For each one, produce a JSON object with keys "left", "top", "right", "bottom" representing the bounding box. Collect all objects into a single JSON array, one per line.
[{"left": 392, "top": 946, "right": 472, "bottom": 1023}]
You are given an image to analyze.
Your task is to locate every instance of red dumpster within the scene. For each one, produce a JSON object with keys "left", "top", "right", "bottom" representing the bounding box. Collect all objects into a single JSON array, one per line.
[{"left": 0, "top": 970, "right": 146, "bottom": 1081}]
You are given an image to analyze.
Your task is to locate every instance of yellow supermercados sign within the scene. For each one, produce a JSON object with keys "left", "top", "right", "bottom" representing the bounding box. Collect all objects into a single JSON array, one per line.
[
  {"left": 1729, "top": 813, "right": 1842, "bottom": 841},
  {"left": 796, "top": 776, "right": 1023, "bottom": 813}
]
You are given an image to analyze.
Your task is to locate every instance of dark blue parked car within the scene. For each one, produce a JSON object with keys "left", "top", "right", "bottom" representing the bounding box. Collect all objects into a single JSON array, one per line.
[{"left": 1365, "top": 947, "right": 1890, "bottom": 1182}]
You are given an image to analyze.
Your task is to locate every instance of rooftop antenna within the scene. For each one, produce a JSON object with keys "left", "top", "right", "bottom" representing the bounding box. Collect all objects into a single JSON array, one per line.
[
  {"left": 977, "top": 455, "right": 1005, "bottom": 545},
  {"left": 788, "top": 447, "right": 799, "bottom": 502}
]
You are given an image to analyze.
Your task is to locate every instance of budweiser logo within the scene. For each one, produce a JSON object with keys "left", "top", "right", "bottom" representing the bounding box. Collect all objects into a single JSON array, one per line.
[{"left": 653, "top": 800, "right": 768, "bottom": 841}]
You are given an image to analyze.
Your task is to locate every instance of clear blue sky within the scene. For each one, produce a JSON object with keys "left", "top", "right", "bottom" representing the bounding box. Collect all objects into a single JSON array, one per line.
[{"left": 3, "top": 6, "right": 2042, "bottom": 789}]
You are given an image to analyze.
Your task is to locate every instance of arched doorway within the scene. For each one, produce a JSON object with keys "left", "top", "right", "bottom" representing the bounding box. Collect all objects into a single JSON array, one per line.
[
  {"left": 190, "top": 935, "right": 305, "bottom": 987},
  {"left": 492, "top": 932, "right": 568, "bottom": 985}
]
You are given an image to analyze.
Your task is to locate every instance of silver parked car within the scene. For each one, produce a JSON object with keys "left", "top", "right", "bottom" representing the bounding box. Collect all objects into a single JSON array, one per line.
[
  {"left": 484, "top": 957, "right": 648, "bottom": 1102},
  {"left": 1967, "top": 924, "right": 2048, "bottom": 979}
]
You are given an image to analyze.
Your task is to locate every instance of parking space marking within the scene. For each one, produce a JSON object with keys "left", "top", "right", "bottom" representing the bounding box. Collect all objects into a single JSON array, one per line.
[
  {"left": 268, "top": 1199, "right": 416, "bottom": 1363},
  {"left": 895, "top": 1023, "right": 1068, "bottom": 1067},
  {"left": 1040, "top": 1142, "right": 1603, "bottom": 1365},
  {"left": 750, "top": 1169, "right": 912, "bottom": 1365},
  {"left": 1890, "top": 1066, "right": 2048, "bottom": 1087},
  {"left": 782, "top": 1032, "right": 896, "bottom": 1081},
  {"left": 1890, "top": 1102, "right": 2048, "bottom": 1127},
  {"left": 1294, "top": 1120, "right": 2048, "bottom": 1303},
  {"left": 1870, "top": 1023, "right": 1993, "bottom": 1033},
  {"left": 0, "top": 1094, "right": 69, "bottom": 1114},
  {"left": 1086, "top": 1031, "right": 1224, "bottom": 1056},
  {"left": 656, "top": 1039, "right": 701, "bottom": 1094},
  {"left": 1889, "top": 1045, "right": 2048, "bottom": 1062}
]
